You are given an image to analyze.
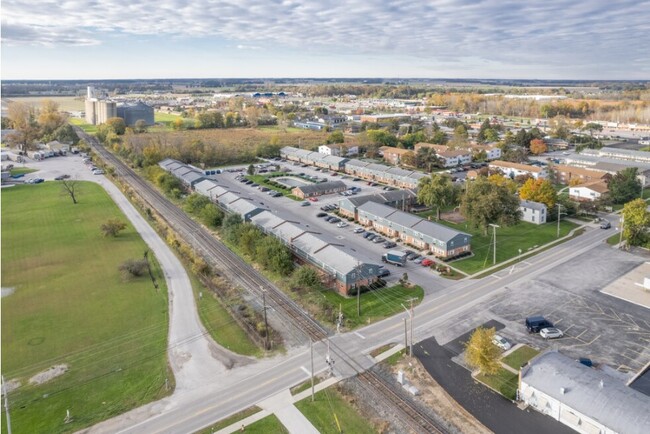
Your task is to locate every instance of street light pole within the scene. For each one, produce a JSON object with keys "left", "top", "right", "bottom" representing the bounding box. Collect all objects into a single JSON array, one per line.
[
  {"left": 557, "top": 203, "right": 562, "bottom": 238},
  {"left": 489, "top": 223, "right": 500, "bottom": 265}
]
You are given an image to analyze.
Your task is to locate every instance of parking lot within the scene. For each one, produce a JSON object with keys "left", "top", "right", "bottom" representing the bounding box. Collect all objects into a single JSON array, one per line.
[
  {"left": 208, "top": 160, "right": 457, "bottom": 293},
  {"left": 435, "top": 244, "right": 650, "bottom": 374}
]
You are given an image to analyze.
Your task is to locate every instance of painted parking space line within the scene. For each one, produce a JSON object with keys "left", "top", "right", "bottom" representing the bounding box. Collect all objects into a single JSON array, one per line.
[{"left": 354, "top": 332, "right": 365, "bottom": 340}]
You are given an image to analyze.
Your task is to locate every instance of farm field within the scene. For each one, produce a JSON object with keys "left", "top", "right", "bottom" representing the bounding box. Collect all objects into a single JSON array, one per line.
[
  {"left": 3, "top": 96, "right": 85, "bottom": 112},
  {"left": 1, "top": 182, "right": 171, "bottom": 434}
]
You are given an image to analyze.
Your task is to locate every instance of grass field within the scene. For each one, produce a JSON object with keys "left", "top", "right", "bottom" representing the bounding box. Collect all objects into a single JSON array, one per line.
[
  {"left": 438, "top": 219, "right": 577, "bottom": 275},
  {"left": 195, "top": 406, "right": 261, "bottom": 433},
  {"left": 244, "top": 172, "right": 304, "bottom": 200},
  {"left": 475, "top": 368, "right": 519, "bottom": 401},
  {"left": 607, "top": 233, "right": 621, "bottom": 246},
  {"left": 154, "top": 112, "right": 181, "bottom": 124},
  {"left": 4, "top": 96, "right": 85, "bottom": 112},
  {"left": 501, "top": 345, "right": 540, "bottom": 370},
  {"left": 295, "top": 387, "right": 378, "bottom": 434},
  {"left": 1, "top": 182, "right": 171, "bottom": 434},
  {"left": 190, "top": 273, "right": 261, "bottom": 357},
  {"left": 9, "top": 167, "right": 37, "bottom": 176},
  {"left": 68, "top": 117, "right": 98, "bottom": 134}
]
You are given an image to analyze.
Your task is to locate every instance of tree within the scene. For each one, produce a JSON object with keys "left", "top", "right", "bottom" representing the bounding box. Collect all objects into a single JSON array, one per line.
[
  {"left": 60, "top": 179, "right": 80, "bottom": 204},
  {"left": 460, "top": 177, "right": 521, "bottom": 235},
  {"left": 326, "top": 130, "right": 345, "bottom": 144},
  {"left": 621, "top": 198, "right": 650, "bottom": 247},
  {"left": 400, "top": 151, "right": 416, "bottom": 167},
  {"left": 608, "top": 168, "right": 642, "bottom": 204},
  {"left": 519, "top": 178, "right": 557, "bottom": 209},
  {"left": 105, "top": 117, "right": 126, "bottom": 135},
  {"left": 247, "top": 164, "right": 255, "bottom": 176},
  {"left": 464, "top": 327, "right": 501, "bottom": 375},
  {"left": 134, "top": 119, "right": 148, "bottom": 133},
  {"left": 101, "top": 219, "right": 127, "bottom": 237},
  {"left": 53, "top": 124, "right": 79, "bottom": 144},
  {"left": 366, "top": 129, "right": 398, "bottom": 147},
  {"left": 119, "top": 258, "right": 149, "bottom": 279},
  {"left": 529, "top": 139, "right": 547, "bottom": 155},
  {"left": 38, "top": 99, "right": 67, "bottom": 137},
  {"left": 583, "top": 122, "right": 603, "bottom": 137},
  {"left": 487, "top": 174, "right": 518, "bottom": 194},
  {"left": 292, "top": 266, "right": 321, "bottom": 289},
  {"left": 6, "top": 102, "right": 40, "bottom": 150},
  {"left": 417, "top": 174, "right": 459, "bottom": 220},
  {"left": 476, "top": 119, "right": 492, "bottom": 143}
]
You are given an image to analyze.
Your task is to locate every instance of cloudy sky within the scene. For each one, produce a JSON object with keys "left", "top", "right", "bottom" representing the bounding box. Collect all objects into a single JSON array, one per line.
[{"left": 2, "top": 0, "right": 649, "bottom": 80}]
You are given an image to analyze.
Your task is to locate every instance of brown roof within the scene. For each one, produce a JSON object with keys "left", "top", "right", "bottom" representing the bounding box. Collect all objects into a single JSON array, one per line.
[
  {"left": 380, "top": 146, "right": 412, "bottom": 155},
  {"left": 489, "top": 160, "right": 543, "bottom": 173},
  {"left": 438, "top": 149, "right": 472, "bottom": 158},
  {"left": 574, "top": 179, "right": 609, "bottom": 194},
  {"left": 551, "top": 164, "right": 608, "bottom": 180},
  {"left": 414, "top": 143, "right": 449, "bottom": 153}
]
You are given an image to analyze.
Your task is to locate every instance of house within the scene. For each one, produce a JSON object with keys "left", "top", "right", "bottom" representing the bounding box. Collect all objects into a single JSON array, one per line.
[
  {"left": 319, "top": 144, "right": 359, "bottom": 157},
  {"left": 550, "top": 164, "right": 608, "bottom": 185},
  {"left": 489, "top": 160, "right": 547, "bottom": 179},
  {"left": 519, "top": 351, "right": 650, "bottom": 434},
  {"left": 356, "top": 202, "right": 471, "bottom": 258},
  {"left": 436, "top": 149, "right": 472, "bottom": 167},
  {"left": 380, "top": 146, "right": 413, "bottom": 165},
  {"left": 292, "top": 181, "right": 347, "bottom": 199},
  {"left": 569, "top": 180, "right": 609, "bottom": 202},
  {"left": 519, "top": 200, "right": 547, "bottom": 225}
]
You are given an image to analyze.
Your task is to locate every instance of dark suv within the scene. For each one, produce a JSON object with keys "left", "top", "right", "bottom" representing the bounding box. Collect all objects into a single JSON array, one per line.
[{"left": 525, "top": 316, "right": 553, "bottom": 333}]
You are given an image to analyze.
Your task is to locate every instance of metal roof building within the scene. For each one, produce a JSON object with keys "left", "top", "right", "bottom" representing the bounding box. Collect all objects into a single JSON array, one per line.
[
  {"left": 292, "top": 180, "right": 347, "bottom": 198},
  {"left": 338, "top": 189, "right": 417, "bottom": 219},
  {"left": 519, "top": 351, "right": 650, "bottom": 434}
]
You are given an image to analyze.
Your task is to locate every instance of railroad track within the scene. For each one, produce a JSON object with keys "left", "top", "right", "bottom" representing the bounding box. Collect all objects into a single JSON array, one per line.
[{"left": 78, "top": 129, "right": 447, "bottom": 434}]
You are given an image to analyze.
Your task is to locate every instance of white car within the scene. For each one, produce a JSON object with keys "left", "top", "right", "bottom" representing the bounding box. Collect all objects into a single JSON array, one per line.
[
  {"left": 492, "top": 334, "right": 512, "bottom": 351},
  {"left": 540, "top": 327, "right": 564, "bottom": 339},
  {"left": 337, "top": 222, "right": 348, "bottom": 228},
  {"left": 353, "top": 227, "right": 364, "bottom": 233},
  {"left": 92, "top": 169, "right": 105, "bottom": 175}
]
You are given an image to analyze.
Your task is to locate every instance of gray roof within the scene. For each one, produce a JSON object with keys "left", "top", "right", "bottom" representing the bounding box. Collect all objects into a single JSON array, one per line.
[
  {"left": 599, "top": 146, "right": 650, "bottom": 161},
  {"left": 340, "top": 189, "right": 416, "bottom": 209},
  {"left": 358, "top": 201, "right": 397, "bottom": 219},
  {"left": 158, "top": 158, "right": 179, "bottom": 169},
  {"left": 566, "top": 154, "right": 650, "bottom": 172},
  {"left": 294, "top": 180, "right": 347, "bottom": 195},
  {"left": 520, "top": 200, "right": 547, "bottom": 211},
  {"left": 345, "top": 159, "right": 370, "bottom": 168},
  {"left": 521, "top": 351, "right": 650, "bottom": 434},
  {"left": 226, "top": 199, "right": 262, "bottom": 216},
  {"left": 410, "top": 219, "right": 470, "bottom": 243},
  {"left": 194, "top": 179, "right": 219, "bottom": 196},
  {"left": 250, "top": 210, "right": 286, "bottom": 230},
  {"left": 180, "top": 170, "right": 205, "bottom": 185}
]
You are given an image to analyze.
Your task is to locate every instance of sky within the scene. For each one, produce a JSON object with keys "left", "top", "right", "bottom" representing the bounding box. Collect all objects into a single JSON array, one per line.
[{"left": 2, "top": 0, "right": 649, "bottom": 80}]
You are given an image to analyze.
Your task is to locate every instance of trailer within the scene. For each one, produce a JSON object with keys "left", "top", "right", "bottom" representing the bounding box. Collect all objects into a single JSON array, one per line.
[{"left": 382, "top": 250, "right": 407, "bottom": 266}]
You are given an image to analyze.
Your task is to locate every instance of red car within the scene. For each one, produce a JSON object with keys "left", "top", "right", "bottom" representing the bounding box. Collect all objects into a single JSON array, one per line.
[
  {"left": 308, "top": 197, "right": 319, "bottom": 202},
  {"left": 421, "top": 258, "right": 434, "bottom": 267}
]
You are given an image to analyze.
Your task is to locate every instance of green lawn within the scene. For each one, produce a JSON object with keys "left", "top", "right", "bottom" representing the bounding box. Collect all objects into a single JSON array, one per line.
[
  {"left": 154, "top": 112, "right": 182, "bottom": 124},
  {"left": 438, "top": 219, "right": 577, "bottom": 274},
  {"left": 68, "top": 117, "right": 98, "bottom": 134},
  {"left": 1, "top": 182, "right": 171, "bottom": 434},
  {"left": 9, "top": 167, "right": 37, "bottom": 176},
  {"left": 245, "top": 414, "right": 289, "bottom": 433},
  {"left": 501, "top": 345, "right": 540, "bottom": 370},
  {"left": 475, "top": 368, "right": 519, "bottom": 401},
  {"left": 244, "top": 172, "right": 305, "bottom": 201},
  {"left": 190, "top": 273, "right": 261, "bottom": 357},
  {"left": 195, "top": 406, "right": 262, "bottom": 434},
  {"left": 321, "top": 284, "right": 424, "bottom": 329},
  {"left": 291, "top": 376, "right": 323, "bottom": 396},
  {"left": 607, "top": 233, "right": 621, "bottom": 246},
  {"left": 295, "top": 387, "right": 378, "bottom": 434}
]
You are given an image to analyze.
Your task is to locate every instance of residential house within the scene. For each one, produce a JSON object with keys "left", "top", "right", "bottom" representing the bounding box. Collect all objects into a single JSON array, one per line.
[
  {"left": 519, "top": 200, "right": 547, "bottom": 225},
  {"left": 436, "top": 149, "right": 472, "bottom": 167},
  {"left": 489, "top": 160, "right": 547, "bottom": 179},
  {"left": 380, "top": 146, "right": 413, "bottom": 165},
  {"left": 550, "top": 164, "right": 608, "bottom": 185},
  {"left": 338, "top": 189, "right": 417, "bottom": 219},
  {"left": 569, "top": 180, "right": 609, "bottom": 202}
]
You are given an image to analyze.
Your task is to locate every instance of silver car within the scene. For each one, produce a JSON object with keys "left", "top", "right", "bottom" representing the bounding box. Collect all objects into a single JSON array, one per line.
[
  {"left": 540, "top": 327, "right": 564, "bottom": 339},
  {"left": 492, "top": 334, "right": 512, "bottom": 351}
]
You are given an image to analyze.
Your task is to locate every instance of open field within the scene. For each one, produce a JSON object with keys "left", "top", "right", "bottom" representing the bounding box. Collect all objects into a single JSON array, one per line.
[
  {"left": 295, "top": 387, "right": 378, "bottom": 434},
  {"left": 1, "top": 182, "right": 171, "bottom": 434},
  {"left": 438, "top": 219, "right": 577, "bottom": 274},
  {"left": 3, "top": 96, "right": 85, "bottom": 112},
  {"left": 68, "top": 117, "right": 98, "bottom": 134}
]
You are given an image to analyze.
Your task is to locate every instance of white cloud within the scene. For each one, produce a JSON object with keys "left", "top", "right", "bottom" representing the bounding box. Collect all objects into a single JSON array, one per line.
[{"left": 2, "top": 0, "right": 649, "bottom": 76}]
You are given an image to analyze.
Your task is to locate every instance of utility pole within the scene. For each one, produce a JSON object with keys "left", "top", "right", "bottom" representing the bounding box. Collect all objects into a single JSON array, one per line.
[
  {"left": 489, "top": 223, "right": 500, "bottom": 265},
  {"left": 404, "top": 318, "right": 408, "bottom": 351},
  {"left": 355, "top": 262, "right": 362, "bottom": 317},
  {"left": 2, "top": 376, "right": 11, "bottom": 434},
  {"left": 619, "top": 215, "right": 624, "bottom": 248},
  {"left": 310, "top": 339, "right": 315, "bottom": 402},
  {"left": 262, "top": 287, "right": 270, "bottom": 350},
  {"left": 556, "top": 203, "right": 562, "bottom": 238},
  {"left": 402, "top": 298, "right": 417, "bottom": 357}
]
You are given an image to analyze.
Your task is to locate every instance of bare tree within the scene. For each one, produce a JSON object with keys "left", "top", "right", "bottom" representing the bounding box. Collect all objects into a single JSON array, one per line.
[{"left": 60, "top": 179, "right": 80, "bottom": 204}]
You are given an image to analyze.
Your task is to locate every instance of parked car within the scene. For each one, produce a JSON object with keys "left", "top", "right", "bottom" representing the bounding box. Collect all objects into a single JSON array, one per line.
[
  {"left": 421, "top": 258, "right": 434, "bottom": 266},
  {"left": 378, "top": 269, "right": 391, "bottom": 278},
  {"left": 301, "top": 201, "right": 310, "bottom": 206},
  {"left": 403, "top": 249, "right": 415, "bottom": 256},
  {"left": 600, "top": 221, "right": 611, "bottom": 229},
  {"left": 251, "top": 183, "right": 259, "bottom": 188},
  {"left": 372, "top": 237, "right": 385, "bottom": 243},
  {"left": 354, "top": 227, "right": 365, "bottom": 233},
  {"left": 271, "top": 192, "right": 283, "bottom": 197},
  {"left": 366, "top": 233, "right": 377, "bottom": 241},
  {"left": 329, "top": 217, "right": 341, "bottom": 224},
  {"left": 492, "top": 334, "right": 512, "bottom": 351},
  {"left": 525, "top": 316, "right": 553, "bottom": 333},
  {"left": 28, "top": 177, "right": 45, "bottom": 184},
  {"left": 317, "top": 212, "right": 328, "bottom": 217},
  {"left": 92, "top": 169, "right": 104, "bottom": 175},
  {"left": 54, "top": 174, "right": 70, "bottom": 180},
  {"left": 337, "top": 221, "right": 348, "bottom": 228},
  {"left": 540, "top": 327, "right": 564, "bottom": 339},
  {"left": 383, "top": 241, "right": 397, "bottom": 249},
  {"left": 407, "top": 253, "right": 420, "bottom": 261},
  {"left": 308, "top": 197, "right": 319, "bottom": 202},
  {"left": 260, "top": 187, "right": 270, "bottom": 192},
  {"left": 414, "top": 257, "right": 424, "bottom": 264}
]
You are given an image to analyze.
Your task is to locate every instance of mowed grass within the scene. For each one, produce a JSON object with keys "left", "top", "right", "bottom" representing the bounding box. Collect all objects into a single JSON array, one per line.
[
  {"left": 438, "top": 219, "right": 577, "bottom": 274},
  {"left": 475, "top": 368, "right": 519, "bottom": 401},
  {"left": 9, "top": 167, "right": 37, "bottom": 176},
  {"left": 68, "top": 117, "right": 98, "bottom": 134},
  {"left": 295, "top": 387, "right": 378, "bottom": 434},
  {"left": 245, "top": 414, "right": 289, "bottom": 433},
  {"left": 1, "top": 182, "right": 171, "bottom": 434},
  {"left": 501, "top": 345, "right": 540, "bottom": 370}
]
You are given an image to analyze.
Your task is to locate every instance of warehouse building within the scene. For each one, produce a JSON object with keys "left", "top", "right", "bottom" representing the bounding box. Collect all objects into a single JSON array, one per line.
[
  {"left": 357, "top": 202, "right": 471, "bottom": 258},
  {"left": 116, "top": 101, "right": 155, "bottom": 126},
  {"left": 519, "top": 351, "right": 650, "bottom": 434},
  {"left": 292, "top": 181, "right": 347, "bottom": 199}
]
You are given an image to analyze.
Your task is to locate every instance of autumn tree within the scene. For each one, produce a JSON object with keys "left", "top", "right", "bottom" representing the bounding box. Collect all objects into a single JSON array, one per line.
[
  {"left": 38, "top": 99, "right": 67, "bottom": 137},
  {"left": 105, "top": 117, "right": 126, "bottom": 135},
  {"left": 487, "top": 174, "right": 518, "bottom": 194},
  {"left": 6, "top": 102, "right": 40, "bottom": 150},
  {"left": 326, "top": 130, "right": 345, "bottom": 144},
  {"left": 417, "top": 173, "right": 459, "bottom": 220},
  {"left": 60, "top": 179, "right": 80, "bottom": 204},
  {"left": 519, "top": 178, "right": 557, "bottom": 209},
  {"left": 101, "top": 219, "right": 128, "bottom": 237},
  {"left": 464, "top": 327, "right": 501, "bottom": 375},
  {"left": 529, "top": 139, "right": 547, "bottom": 155},
  {"left": 400, "top": 151, "right": 416, "bottom": 167},
  {"left": 621, "top": 198, "right": 650, "bottom": 247},
  {"left": 608, "top": 168, "right": 642, "bottom": 204},
  {"left": 460, "top": 177, "right": 521, "bottom": 235}
]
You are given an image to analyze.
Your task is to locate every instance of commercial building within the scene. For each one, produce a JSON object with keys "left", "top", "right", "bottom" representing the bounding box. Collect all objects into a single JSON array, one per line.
[
  {"left": 564, "top": 153, "right": 650, "bottom": 186},
  {"left": 357, "top": 202, "right": 471, "bottom": 258},
  {"left": 292, "top": 181, "right": 347, "bottom": 199},
  {"left": 489, "top": 160, "right": 547, "bottom": 179},
  {"left": 519, "top": 351, "right": 650, "bottom": 434},
  {"left": 519, "top": 200, "right": 547, "bottom": 225}
]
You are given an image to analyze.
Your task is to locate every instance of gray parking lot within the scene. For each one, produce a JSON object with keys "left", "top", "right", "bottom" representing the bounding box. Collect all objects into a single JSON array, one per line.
[{"left": 436, "top": 245, "right": 650, "bottom": 374}]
